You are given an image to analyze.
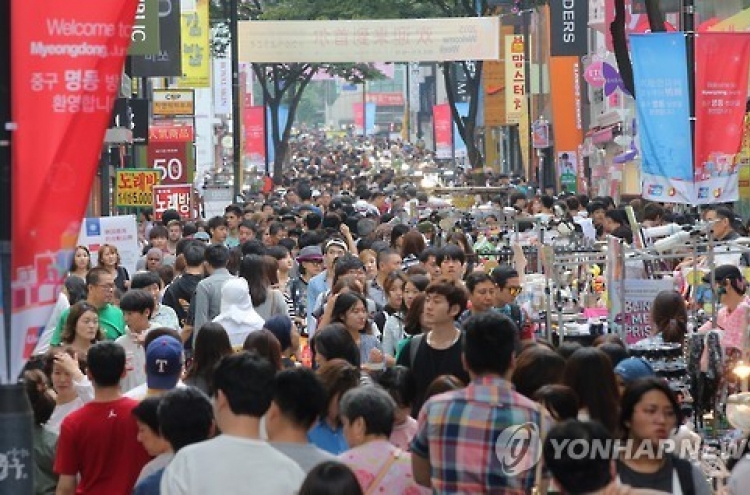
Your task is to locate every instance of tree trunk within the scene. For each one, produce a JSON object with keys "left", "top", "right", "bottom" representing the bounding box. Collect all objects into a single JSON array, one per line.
[{"left": 441, "top": 61, "right": 484, "bottom": 169}]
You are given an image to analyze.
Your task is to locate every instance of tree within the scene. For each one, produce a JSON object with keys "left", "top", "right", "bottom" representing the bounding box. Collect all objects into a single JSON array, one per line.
[{"left": 210, "top": 0, "right": 429, "bottom": 182}]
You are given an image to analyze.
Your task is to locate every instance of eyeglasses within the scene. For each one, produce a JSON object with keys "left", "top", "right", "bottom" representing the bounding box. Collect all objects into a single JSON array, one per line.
[{"left": 506, "top": 286, "right": 523, "bottom": 296}]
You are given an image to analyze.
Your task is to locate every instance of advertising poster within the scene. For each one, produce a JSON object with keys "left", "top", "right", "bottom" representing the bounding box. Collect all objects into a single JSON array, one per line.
[
  {"left": 244, "top": 105, "right": 266, "bottom": 167},
  {"left": 614, "top": 279, "right": 674, "bottom": 345},
  {"left": 693, "top": 33, "right": 750, "bottom": 204},
  {"left": 631, "top": 33, "right": 693, "bottom": 204},
  {"left": 558, "top": 151, "right": 578, "bottom": 193},
  {"left": 549, "top": 0, "right": 588, "bottom": 56},
  {"left": 153, "top": 184, "right": 193, "bottom": 220},
  {"left": 433, "top": 103, "right": 453, "bottom": 159},
  {"left": 128, "top": 0, "right": 161, "bottom": 56},
  {"left": 549, "top": 57, "right": 584, "bottom": 193},
  {"left": 116, "top": 169, "right": 161, "bottom": 207},
  {"left": 10, "top": 0, "right": 137, "bottom": 382},
  {"left": 147, "top": 142, "right": 194, "bottom": 185},
  {"left": 77, "top": 216, "right": 140, "bottom": 277}
]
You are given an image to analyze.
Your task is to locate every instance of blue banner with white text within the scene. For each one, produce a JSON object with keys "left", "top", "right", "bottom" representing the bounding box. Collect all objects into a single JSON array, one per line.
[{"left": 631, "top": 33, "right": 693, "bottom": 203}]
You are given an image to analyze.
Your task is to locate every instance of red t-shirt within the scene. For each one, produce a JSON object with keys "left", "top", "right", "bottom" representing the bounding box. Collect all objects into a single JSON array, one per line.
[{"left": 54, "top": 397, "right": 151, "bottom": 495}]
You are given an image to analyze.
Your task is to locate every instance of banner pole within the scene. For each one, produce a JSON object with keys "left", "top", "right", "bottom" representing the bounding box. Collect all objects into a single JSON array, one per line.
[
  {"left": 1, "top": 1, "right": 35, "bottom": 492},
  {"left": 683, "top": 0, "right": 695, "bottom": 172},
  {"left": 230, "top": 0, "right": 242, "bottom": 200}
]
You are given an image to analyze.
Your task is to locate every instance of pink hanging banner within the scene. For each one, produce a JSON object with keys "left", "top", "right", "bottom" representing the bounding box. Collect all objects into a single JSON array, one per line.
[{"left": 433, "top": 103, "right": 453, "bottom": 159}]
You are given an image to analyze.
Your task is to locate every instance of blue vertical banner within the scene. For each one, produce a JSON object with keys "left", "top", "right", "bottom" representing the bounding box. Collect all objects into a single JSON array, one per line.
[
  {"left": 365, "top": 102, "right": 376, "bottom": 136},
  {"left": 454, "top": 102, "right": 470, "bottom": 159},
  {"left": 267, "top": 105, "right": 289, "bottom": 164},
  {"left": 630, "top": 33, "right": 693, "bottom": 204}
]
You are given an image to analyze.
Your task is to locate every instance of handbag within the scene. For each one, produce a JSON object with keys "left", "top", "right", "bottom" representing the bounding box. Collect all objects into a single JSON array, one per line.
[{"left": 364, "top": 448, "right": 402, "bottom": 495}]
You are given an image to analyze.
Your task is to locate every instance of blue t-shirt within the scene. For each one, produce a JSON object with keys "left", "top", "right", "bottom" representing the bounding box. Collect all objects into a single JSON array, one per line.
[
  {"left": 308, "top": 418, "right": 348, "bottom": 455},
  {"left": 132, "top": 468, "right": 165, "bottom": 495}
]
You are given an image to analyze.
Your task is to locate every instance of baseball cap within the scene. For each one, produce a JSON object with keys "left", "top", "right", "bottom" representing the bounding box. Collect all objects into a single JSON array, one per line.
[
  {"left": 296, "top": 245, "right": 324, "bottom": 263},
  {"left": 614, "top": 357, "right": 655, "bottom": 385},
  {"left": 145, "top": 336, "right": 183, "bottom": 390},
  {"left": 325, "top": 238, "right": 348, "bottom": 253},
  {"left": 703, "top": 264, "right": 743, "bottom": 284},
  {"left": 193, "top": 232, "right": 210, "bottom": 242}
]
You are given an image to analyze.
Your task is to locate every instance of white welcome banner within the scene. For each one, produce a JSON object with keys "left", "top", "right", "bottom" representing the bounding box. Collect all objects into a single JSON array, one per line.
[{"left": 238, "top": 17, "right": 500, "bottom": 63}]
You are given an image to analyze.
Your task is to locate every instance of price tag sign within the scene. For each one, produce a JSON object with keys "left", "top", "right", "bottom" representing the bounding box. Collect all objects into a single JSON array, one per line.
[
  {"left": 147, "top": 142, "right": 193, "bottom": 185},
  {"left": 116, "top": 169, "right": 161, "bottom": 207},
  {"left": 153, "top": 184, "right": 193, "bottom": 220}
]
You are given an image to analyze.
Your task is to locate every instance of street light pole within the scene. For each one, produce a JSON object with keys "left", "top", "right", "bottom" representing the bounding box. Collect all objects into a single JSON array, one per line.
[{"left": 230, "top": 0, "right": 242, "bottom": 200}]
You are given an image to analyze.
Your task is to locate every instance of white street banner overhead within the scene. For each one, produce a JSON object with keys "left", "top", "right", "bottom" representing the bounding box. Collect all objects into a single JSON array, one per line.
[{"left": 238, "top": 17, "right": 500, "bottom": 63}]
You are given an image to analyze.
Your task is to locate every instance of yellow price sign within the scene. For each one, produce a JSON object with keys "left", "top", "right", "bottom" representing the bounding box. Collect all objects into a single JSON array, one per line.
[{"left": 116, "top": 169, "right": 161, "bottom": 207}]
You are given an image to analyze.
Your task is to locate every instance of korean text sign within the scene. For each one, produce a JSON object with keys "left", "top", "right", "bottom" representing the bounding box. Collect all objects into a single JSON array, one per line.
[
  {"left": 178, "top": 0, "right": 209, "bottom": 87},
  {"left": 505, "top": 35, "right": 525, "bottom": 125},
  {"left": 9, "top": 0, "right": 138, "bottom": 383},
  {"left": 116, "top": 169, "right": 161, "bottom": 207},
  {"left": 153, "top": 184, "right": 193, "bottom": 220}
]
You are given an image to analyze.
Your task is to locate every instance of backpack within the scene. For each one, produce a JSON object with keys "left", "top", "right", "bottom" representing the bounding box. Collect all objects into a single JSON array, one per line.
[{"left": 409, "top": 334, "right": 424, "bottom": 369}]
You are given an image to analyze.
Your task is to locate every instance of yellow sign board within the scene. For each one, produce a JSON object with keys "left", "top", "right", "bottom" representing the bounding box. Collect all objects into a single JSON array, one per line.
[
  {"left": 178, "top": 0, "right": 210, "bottom": 88},
  {"left": 116, "top": 169, "right": 161, "bottom": 207}
]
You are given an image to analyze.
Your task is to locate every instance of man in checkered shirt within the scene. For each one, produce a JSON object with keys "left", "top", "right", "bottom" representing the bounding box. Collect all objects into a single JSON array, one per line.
[{"left": 411, "top": 311, "right": 551, "bottom": 494}]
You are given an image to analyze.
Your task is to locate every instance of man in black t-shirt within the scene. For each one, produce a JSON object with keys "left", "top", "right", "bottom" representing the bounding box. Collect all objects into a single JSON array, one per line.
[
  {"left": 162, "top": 242, "right": 205, "bottom": 348},
  {"left": 396, "top": 278, "right": 469, "bottom": 417}
]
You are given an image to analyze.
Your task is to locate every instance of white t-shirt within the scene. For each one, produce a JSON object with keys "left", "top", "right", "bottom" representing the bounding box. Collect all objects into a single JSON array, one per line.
[
  {"left": 160, "top": 434, "right": 306, "bottom": 495},
  {"left": 115, "top": 332, "right": 147, "bottom": 393}
]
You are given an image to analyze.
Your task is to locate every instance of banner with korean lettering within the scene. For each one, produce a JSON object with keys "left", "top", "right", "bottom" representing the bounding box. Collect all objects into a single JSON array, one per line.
[
  {"left": 116, "top": 169, "right": 161, "bottom": 207},
  {"left": 153, "top": 184, "right": 194, "bottom": 220},
  {"left": 244, "top": 106, "right": 266, "bottom": 167},
  {"left": 694, "top": 33, "right": 750, "bottom": 204},
  {"left": 505, "top": 35, "right": 525, "bottom": 124},
  {"left": 178, "top": 0, "right": 210, "bottom": 88},
  {"left": 630, "top": 33, "right": 693, "bottom": 204},
  {"left": 550, "top": 57, "right": 584, "bottom": 193},
  {"left": 132, "top": 0, "right": 182, "bottom": 77},
  {"left": 434, "top": 104, "right": 453, "bottom": 159},
  {"left": 10, "top": 0, "right": 137, "bottom": 382}
]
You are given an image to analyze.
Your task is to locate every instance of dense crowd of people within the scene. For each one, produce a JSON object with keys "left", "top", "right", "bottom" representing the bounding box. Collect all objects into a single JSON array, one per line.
[{"left": 21, "top": 167, "right": 750, "bottom": 494}]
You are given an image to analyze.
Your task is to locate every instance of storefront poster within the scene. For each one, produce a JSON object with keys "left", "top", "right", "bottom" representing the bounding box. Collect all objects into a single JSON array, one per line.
[
  {"left": 693, "top": 33, "right": 750, "bottom": 204},
  {"left": 9, "top": 0, "right": 137, "bottom": 382},
  {"left": 77, "top": 216, "right": 140, "bottom": 277},
  {"left": 630, "top": 33, "right": 693, "bottom": 204}
]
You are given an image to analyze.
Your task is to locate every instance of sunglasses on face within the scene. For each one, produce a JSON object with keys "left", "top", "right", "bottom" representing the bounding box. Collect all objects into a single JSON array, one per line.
[{"left": 506, "top": 286, "right": 523, "bottom": 296}]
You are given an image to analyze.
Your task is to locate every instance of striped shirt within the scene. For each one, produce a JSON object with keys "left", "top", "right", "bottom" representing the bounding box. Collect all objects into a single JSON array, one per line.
[{"left": 411, "top": 375, "right": 550, "bottom": 494}]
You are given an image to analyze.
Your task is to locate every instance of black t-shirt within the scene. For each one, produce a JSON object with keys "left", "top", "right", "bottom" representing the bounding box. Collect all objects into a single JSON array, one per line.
[
  {"left": 162, "top": 273, "right": 203, "bottom": 329},
  {"left": 396, "top": 335, "right": 470, "bottom": 417}
]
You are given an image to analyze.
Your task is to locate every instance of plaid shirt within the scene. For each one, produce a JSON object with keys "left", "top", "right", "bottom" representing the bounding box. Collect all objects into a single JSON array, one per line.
[{"left": 411, "top": 375, "right": 549, "bottom": 494}]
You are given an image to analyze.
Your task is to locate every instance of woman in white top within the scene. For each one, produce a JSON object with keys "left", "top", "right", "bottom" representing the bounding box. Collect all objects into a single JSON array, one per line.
[
  {"left": 44, "top": 348, "right": 93, "bottom": 434},
  {"left": 213, "top": 278, "right": 265, "bottom": 350}
]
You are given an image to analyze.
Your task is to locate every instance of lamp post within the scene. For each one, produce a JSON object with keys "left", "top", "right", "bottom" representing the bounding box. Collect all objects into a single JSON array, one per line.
[{"left": 230, "top": 0, "right": 242, "bottom": 199}]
